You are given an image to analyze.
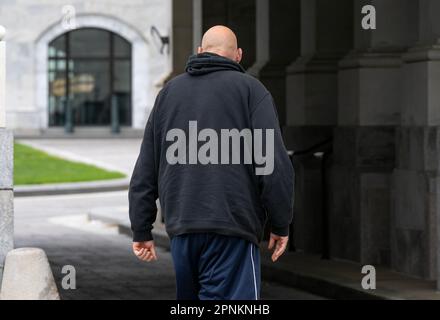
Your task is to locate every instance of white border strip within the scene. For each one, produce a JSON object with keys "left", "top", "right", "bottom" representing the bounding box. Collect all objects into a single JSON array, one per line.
[{"left": 250, "top": 244, "right": 258, "bottom": 300}]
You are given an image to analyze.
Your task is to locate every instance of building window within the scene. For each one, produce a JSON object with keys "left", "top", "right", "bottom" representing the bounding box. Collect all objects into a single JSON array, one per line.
[{"left": 48, "top": 28, "right": 132, "bottom": 127}]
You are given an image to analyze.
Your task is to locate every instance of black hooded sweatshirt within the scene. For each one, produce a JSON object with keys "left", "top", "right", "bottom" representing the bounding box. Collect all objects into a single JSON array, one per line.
[{"left": 129, "top": 53, "right": 294, "bottom": 245}]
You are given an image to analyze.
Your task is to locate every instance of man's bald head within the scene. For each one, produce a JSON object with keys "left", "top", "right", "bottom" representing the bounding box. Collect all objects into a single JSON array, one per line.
[{"left": 198, "top": 25, "right": 243, "bottom": 63}]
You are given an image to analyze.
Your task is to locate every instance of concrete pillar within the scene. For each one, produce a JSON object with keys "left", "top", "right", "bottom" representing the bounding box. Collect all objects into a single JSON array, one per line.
[
  {"left": 393, "top": 0, "right": 440, "bottom": 281},
  {"left": 170, "top": 0, "right": 195, "bottom": 77},
  {"left": 259, "top": 0, "right": 301, "bottom": 128},
  {"left": 284, "top": 0, "right": 353, "bottom": 255},
  {"left": 202, "top": 0, "right": 256, "bottom": 70},
  {"left": 0, "top": 25, "right": 14, "bottom": 286},
  {"left": 247, "top": 0, "right": 269, "bottom": 78},
  {"left": 331, "top": 0, "right": 417, "bottom": 266},
  {"left": 239, "top": 0, "right": 300, "bottom": 243},
  {"left": 0, "top": 26, "right": 5, "bottom": 129},
  {"left": 286, "top": 0, "right": 353, "bottom": 127},
  {"left": 193, "top": 0, "right": 203, "bottom": 50},
  {"left": 172, "top": 0, "right": 256, "bottom": 75}
]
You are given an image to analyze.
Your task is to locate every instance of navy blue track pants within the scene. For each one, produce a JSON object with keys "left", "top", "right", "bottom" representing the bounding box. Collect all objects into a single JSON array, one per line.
[{"left": 170, "top": 233, "right": 261, "bottom": 300}]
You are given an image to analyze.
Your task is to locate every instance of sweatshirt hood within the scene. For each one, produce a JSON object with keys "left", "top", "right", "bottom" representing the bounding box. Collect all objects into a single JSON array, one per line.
[{"left": 185, "top": 52, "right": 246, "bottom": 76}]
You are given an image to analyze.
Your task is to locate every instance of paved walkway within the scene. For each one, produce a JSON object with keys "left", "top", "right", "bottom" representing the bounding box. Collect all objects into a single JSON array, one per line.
[
  {"left": 14, "top": 191, "right": 324, "bottom": 300},
  {"left": 14, "top": 191, "right": 173, "bottom": 300},
  {"left": 14, "top": 138, "right": 440, "bottom": 299}
]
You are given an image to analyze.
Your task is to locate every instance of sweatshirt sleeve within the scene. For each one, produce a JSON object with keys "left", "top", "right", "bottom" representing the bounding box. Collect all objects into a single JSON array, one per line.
[
  {"left": 128, "top": 99, "right": 160, "bottom": 242},
  {"left": 251, "top": 93, "right": 294, "bottom": 237}
]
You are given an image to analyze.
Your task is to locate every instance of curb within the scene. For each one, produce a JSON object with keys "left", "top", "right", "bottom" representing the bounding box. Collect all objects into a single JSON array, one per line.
[
  {"left": 14, "top": 178, "right": 129, "bottom": 197},
  {"left": 87, "top": 209, "right": 170, "bottom": 249},
  {"left": 259, "top": 259, "right": 387, "bottom": 300}
]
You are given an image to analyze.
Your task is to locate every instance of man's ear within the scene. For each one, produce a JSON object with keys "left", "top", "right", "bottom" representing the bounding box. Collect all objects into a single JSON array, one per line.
[
  {"left": 236, "top": 48, "right": 243, "bottom": 63},
  {"left": 197, "top": 46, "right": 204, "bottom": 54}
]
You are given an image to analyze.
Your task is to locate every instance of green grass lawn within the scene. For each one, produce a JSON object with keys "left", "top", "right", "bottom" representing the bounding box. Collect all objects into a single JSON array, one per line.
[{"left": 14, "top": 143, "right": 126, "bottom": 185}]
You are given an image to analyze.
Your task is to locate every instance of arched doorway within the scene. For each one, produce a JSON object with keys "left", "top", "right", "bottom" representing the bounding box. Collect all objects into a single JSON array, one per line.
[{"left": 48, "top": 28, "right": 132, "bottom": 130}]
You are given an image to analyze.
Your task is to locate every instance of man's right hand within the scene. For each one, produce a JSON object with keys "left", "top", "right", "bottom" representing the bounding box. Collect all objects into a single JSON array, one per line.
[
  {"left": 268, "top": 233, "right": 289, "bottom": 262},
  {"left": 133, "top": 241, "right": 158, "bottom": 262}
]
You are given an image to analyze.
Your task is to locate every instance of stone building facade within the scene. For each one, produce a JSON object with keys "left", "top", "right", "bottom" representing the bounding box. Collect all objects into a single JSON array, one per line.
[{"left": 0, "top": 0, "right": 171, "bottom": 135}]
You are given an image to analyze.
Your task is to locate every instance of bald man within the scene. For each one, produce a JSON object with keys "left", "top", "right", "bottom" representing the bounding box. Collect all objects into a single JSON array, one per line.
[
  {"left": 129, "top": 26, "right": 294, "bottom": 300},
  {"left": 197, "top": 25, "right": 243, "bottom": 62}
]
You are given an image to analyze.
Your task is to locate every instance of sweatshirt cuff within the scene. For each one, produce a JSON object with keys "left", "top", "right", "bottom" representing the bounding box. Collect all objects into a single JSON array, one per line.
[
  {"left": 271, "top": 225, "right": 290, "bottom": 237},
  {"left": 132, "top": 229, "right": 154, "bottom": 242}
]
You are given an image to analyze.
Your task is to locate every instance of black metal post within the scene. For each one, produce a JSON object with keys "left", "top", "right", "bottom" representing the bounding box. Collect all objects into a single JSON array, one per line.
[
  {"left": 64, "top": 99, "right": 73, "bottom": 133},
  {"left": 64, "top": 32, "right": 73, "bottom": 134},
  {"left": 111, "top": 94, "right": 120, "bottom": 134}
]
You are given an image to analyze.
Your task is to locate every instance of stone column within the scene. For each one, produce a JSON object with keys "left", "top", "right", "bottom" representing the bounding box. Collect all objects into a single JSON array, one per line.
[
  {"left": 192, "top": 0, "right": 203, "bottom": 52},
  {"left": 258, "top": 0, "right": 301, "bottom": 128},
  {"left": 0, "top": 26, "right": 5, "bottom": 130},
  {"left": 247, "top": 0, "right": 270, "bottom": 78},
  {"left": 284, "top": 0, "right": 353, "bottom": 254},
  {"left": 202, "top": 0, "right": 256, "bottom": 69},
  {"left": 393, "top": 0, "right": 440, "bottom": 281},
  {"left": 331, "top": 0, "right": 417, "bottom": 266},
  {"left": 286, "top": 0, "right": 353, "bottom": 128},
  {"left": 0, "top": 25, "right": 14, "bottom": 285},
  {"left": 170, "top": 0, "right": 195, "bottom": 77}
]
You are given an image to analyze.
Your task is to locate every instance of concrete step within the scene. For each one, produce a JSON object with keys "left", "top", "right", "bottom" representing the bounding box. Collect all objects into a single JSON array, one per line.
[
  {"left": 88, "top": 206, "right": 170, "bottom": 249},
  {"left": 15, "top": 178, "right": 129, "bottom": 197}
]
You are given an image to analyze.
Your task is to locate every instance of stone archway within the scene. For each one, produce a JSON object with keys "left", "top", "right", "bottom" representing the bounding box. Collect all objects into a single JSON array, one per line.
[{"left": 35, "top": 14, "right": 151, "bottom": 130}]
